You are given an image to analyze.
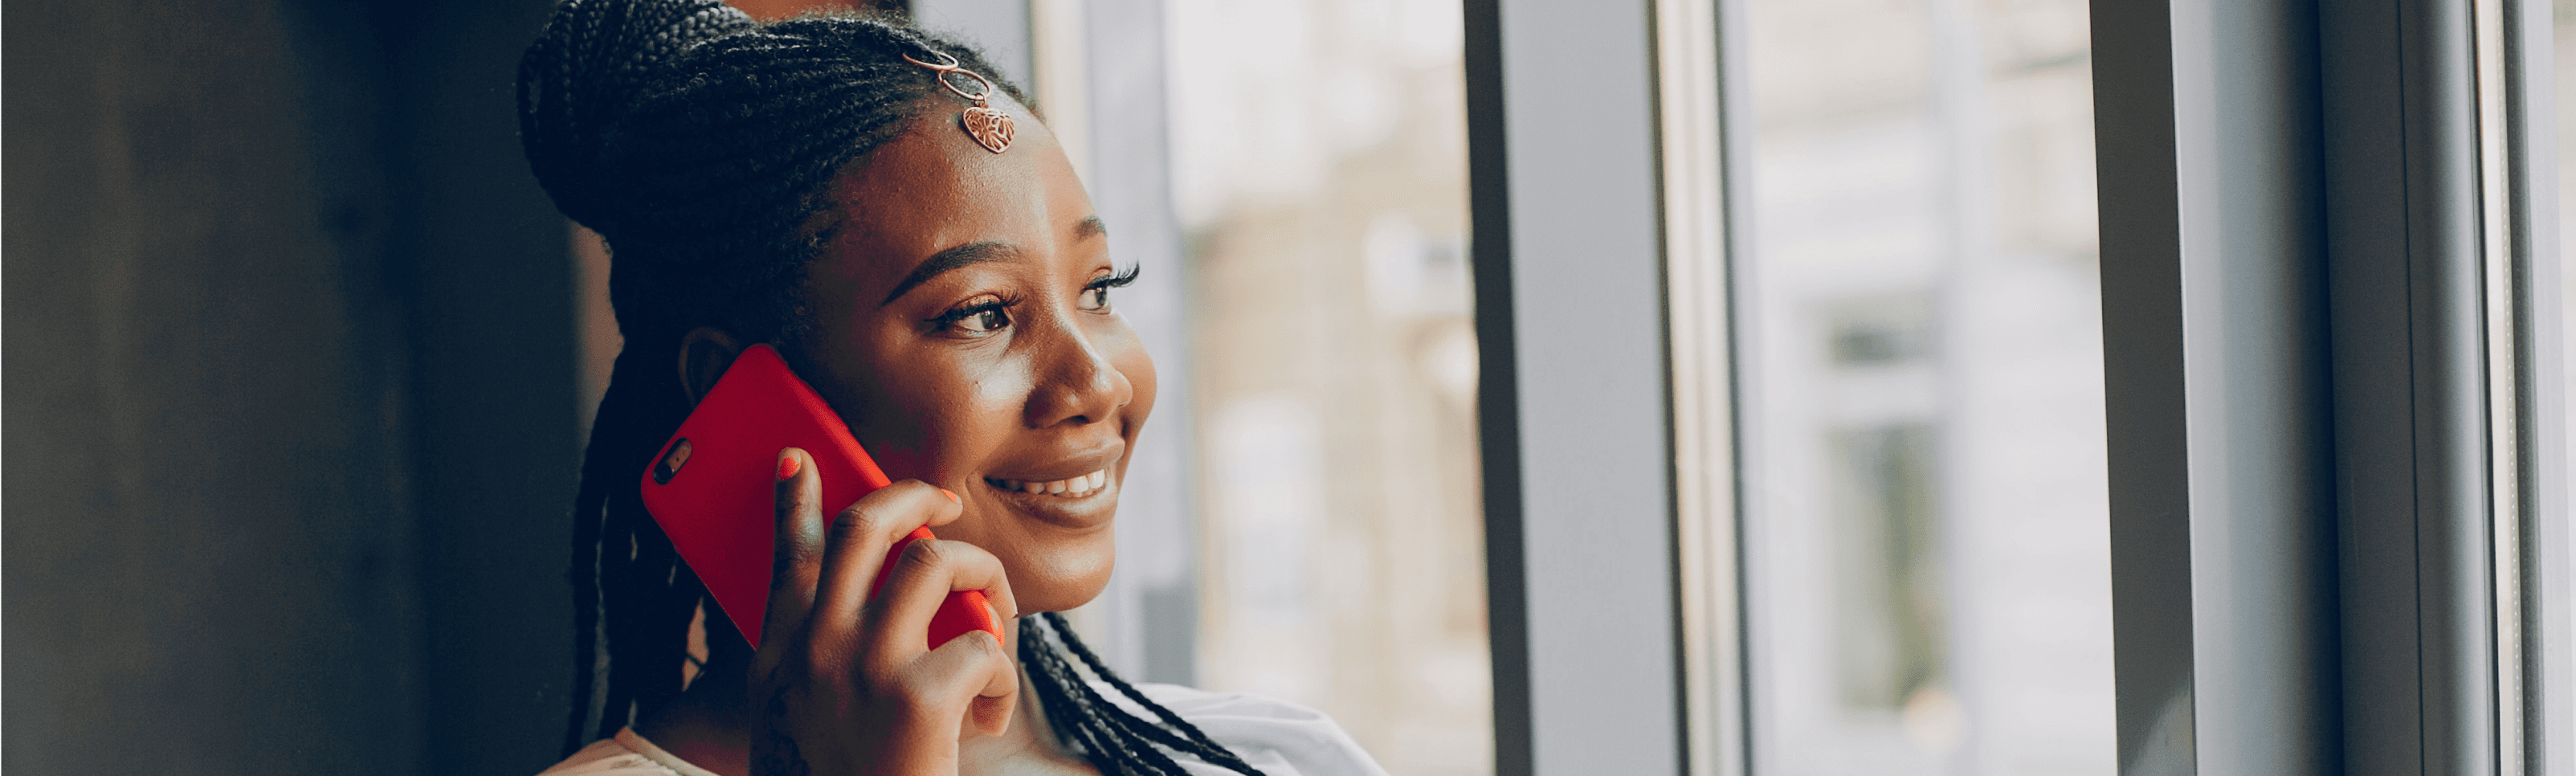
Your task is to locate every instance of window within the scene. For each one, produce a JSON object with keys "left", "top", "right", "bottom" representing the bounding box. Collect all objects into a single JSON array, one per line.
[
  {"left": 980, "top": 0, "right": 2576, "bottom": 772},
  {"left": 1470, "top": 0, "right": 2570, "bottom": 774},
  {"left": 1008, "top": 2, "right": 1496, "bottom": 774},
  {"left": 1729, "top": 0, "right": 2113, "bottom": 771},
  {"left": 1164, "top": 2, "right": 1492, "bottom": 774}
]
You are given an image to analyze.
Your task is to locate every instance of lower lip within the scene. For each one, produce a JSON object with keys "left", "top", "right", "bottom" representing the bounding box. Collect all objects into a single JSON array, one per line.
[{"left": 980, "top": 477, "right": 1120, "bottom": 529}]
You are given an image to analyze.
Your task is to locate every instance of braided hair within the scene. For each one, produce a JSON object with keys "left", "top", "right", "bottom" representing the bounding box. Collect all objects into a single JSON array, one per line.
[{"left": 516, "top": 3, "right": 1263, "bottom": 774}]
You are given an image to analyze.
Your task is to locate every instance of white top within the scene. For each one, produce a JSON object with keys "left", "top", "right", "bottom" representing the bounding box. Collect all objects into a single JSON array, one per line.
[{"left": 537, "top": 683, "right": 1391, "bottom": 776}]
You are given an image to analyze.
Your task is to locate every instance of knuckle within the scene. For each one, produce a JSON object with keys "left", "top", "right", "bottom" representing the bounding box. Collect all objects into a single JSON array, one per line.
[
  {"left": 900, "top": 537, "right": 952, "bottom": 570},
  {"left": 827, "top": 503, "right": 884, "bottom": 543},
  {"left": 970, "top": 629, "right": 1005, "bottom": 659},
  {"left": 771, "top": 541, "right": 820, "bottom": 580},
  {"left": 774, "top": 488, "right": 811, "bottom": 522}
]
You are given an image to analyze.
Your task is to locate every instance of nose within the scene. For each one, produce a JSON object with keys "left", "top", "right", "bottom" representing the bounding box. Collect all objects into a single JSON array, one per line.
[{"left": 1023, "top": 320, "right": 1132, "bottom": 429}]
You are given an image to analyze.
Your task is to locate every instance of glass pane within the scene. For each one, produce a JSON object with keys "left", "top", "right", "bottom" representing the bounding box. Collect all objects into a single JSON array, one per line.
[
  {"left": 1164, "top": 2, "right": 1493, "bottom": 775},
  {"left": 1731, "top": 0, "right": 2115, "bottom": 772}
]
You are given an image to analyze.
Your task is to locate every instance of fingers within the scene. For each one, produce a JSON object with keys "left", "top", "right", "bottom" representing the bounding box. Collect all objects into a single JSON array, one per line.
[
  {"left": 867, "top": 537, "right": 1017, "bottom": 662},
  {"left": 758, "top": 447, "right": 824, "bottom": 651},
  {"left": 752, "top": 468, "right": 1019, "bottom": 750},
  {"left": 810, "top": 480, "right": 962, "bottom": 643},
  {"left": 909, "top": 628, "right": 1020, "bottom": 739}
]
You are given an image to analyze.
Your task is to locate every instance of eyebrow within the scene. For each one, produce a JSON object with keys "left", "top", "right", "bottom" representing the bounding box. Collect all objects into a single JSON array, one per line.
[
  {"left": 875, "top": 217, "right": 1109, "bottom": 307},
  {"left": 880, "top": 242, "right": 1020, "bottom": 307}
]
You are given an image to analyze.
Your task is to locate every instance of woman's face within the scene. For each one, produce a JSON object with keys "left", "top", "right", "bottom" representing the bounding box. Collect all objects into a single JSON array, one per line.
[{"left": 786, "top": 100, "right": 1153, "bottom": 615}]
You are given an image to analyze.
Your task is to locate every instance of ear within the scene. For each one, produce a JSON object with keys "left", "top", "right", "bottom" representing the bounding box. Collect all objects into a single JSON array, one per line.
[{"left": 676, "top": 327, "right": 745, "bottom": 408}]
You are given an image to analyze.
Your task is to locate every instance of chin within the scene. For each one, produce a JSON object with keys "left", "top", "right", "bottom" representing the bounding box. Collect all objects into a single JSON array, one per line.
[{"left": 1010, "top": 533, "right": 1117, "bottom": 614}]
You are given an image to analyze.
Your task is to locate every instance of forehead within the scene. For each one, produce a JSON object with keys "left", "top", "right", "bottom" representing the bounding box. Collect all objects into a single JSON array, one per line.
[{"left": 820, "top": 100, "right": 1087, "bottom": 281}]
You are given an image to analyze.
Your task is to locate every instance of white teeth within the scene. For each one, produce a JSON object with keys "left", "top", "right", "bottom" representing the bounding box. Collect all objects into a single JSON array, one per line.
[{"left": 987, "top": 469, "right": 1110, "bottom": 497}]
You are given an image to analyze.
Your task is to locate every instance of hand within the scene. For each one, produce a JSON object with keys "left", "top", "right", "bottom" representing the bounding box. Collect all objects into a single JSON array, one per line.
[{"left": 749, "top": 447, "right": 1021, "bottom": 776}]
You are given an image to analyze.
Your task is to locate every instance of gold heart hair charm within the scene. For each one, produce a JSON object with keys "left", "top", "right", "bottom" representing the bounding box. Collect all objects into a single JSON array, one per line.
[{"left": 901, "top": 51, "right": 1014, "bottom": 154}]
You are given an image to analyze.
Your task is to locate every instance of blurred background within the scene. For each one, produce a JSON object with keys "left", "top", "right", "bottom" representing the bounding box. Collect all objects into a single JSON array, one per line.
[
  {"left": 1728, "top": 0, "right": 2115, "bottom": 773},
  {"left": 4, "top": 1, "right": 1491, "bottom": 774}
]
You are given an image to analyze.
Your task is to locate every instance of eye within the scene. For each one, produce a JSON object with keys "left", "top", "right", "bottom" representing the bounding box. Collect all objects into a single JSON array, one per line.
[
  {"left": 1080, "top": 266, "right": 1141, "bottom": 312},
  {"left": 931, "top": 297, "right": 1015, "bottom": 336},
  {"left": 961, "top": 306, "right": 1010, "bottom": 333}
]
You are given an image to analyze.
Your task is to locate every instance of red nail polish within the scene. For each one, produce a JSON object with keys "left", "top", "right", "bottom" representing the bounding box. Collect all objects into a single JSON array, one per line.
[
  {"left": 938, "top": 488, "right": 959, "bottom": 504},
  {"left": 777, "top": 451, "right": 801, "bottom": 480}
]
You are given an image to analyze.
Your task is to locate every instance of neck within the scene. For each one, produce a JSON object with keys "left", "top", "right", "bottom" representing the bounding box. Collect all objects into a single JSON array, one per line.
[{"left": 631, "top": 628, "right": 1095, "bottom": 776}]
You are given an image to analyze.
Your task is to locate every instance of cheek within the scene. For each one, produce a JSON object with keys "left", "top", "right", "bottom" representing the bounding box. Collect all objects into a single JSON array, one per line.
[
  {"left": 970, "top": 353, "right": 1037, "bottom": 419},
  {"left": 843, "top": 346, "right": 1030, "bottom": 481},
  {"left": 1113, "top": 337, "right": 1157, "bottom": 429}
]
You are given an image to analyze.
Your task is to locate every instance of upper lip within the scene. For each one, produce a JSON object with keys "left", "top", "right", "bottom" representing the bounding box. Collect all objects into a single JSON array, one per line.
[{"left": 982, "top": 439, "right": 1125, "bottom": 484}]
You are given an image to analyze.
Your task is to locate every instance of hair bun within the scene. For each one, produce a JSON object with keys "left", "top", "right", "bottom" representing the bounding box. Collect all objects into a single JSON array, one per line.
[{"left": 518, "top": 0, "right": 755, "bottom": 231}]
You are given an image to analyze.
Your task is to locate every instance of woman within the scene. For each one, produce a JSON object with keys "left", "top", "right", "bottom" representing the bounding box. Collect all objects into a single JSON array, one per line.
[{"left": 517, "top": 2, "right": 1388, "bottom": 774}]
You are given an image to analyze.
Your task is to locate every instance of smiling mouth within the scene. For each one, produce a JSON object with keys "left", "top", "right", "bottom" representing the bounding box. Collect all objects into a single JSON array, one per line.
[{"left": 985, "top": 470, "right": 1109, "bottom": 497}]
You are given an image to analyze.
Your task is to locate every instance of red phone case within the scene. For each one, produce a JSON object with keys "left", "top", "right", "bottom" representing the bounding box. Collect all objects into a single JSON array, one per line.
[{"left": 639, "top": 344, "right": 1001, "bottom": 650}]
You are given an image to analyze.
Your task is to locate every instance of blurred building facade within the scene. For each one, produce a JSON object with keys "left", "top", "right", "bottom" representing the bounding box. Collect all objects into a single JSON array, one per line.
[
  {"left": 1731, "top": 0, "right": 2117, "bottom": 773},
  {"left": 1163, "top": 2, "right": 1495, "bottom": 774}
]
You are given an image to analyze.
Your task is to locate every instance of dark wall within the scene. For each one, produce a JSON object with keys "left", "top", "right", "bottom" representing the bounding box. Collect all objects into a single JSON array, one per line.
[
  {"left": 5, "top": 1, "right": 577, "bottom": 774},
  {"left": 371, "top": 1, "right": 593, "bottom": 771}
]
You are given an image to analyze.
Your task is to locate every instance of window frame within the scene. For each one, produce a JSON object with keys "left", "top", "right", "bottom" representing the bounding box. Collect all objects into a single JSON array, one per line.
[
  {"left": 1464, "top": 0, "right": 2573, "bottom": 774},
  {"left": 1465, "top": 1, "right": 1690, "bottom": 774}
]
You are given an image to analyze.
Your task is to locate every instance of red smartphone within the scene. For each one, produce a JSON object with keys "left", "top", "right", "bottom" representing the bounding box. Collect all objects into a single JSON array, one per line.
[{"left": 638, "top": 343, "right": 1001, "bottom": 650}]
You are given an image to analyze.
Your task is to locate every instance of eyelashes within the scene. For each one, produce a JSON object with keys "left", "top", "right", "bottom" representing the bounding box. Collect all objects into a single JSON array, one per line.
[
  {"left": 925, "top": 266, "right": 1141, "bottom": 334},
  {"left": 1078, "top": 265, "right": 1140, "bottom": 312},
  {"left": 1088, "top": 265, "right": 1141, "bottom": 292},
  {"left": 929, "top": 293, "right": 1021, "bottom": 334}
]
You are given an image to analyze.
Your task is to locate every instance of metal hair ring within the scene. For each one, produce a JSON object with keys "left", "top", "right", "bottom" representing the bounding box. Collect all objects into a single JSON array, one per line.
[{"left": 900, "top": 51, "right": 1014, "bottom": 153}]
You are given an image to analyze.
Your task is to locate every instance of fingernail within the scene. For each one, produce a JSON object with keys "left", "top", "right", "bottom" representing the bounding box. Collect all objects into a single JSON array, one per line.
[
  {"left": 776, "top": 451, "right": 802, "bottom": 480},
  {"left": 938, "top": 488, "right": 959, "bottom": 504}
]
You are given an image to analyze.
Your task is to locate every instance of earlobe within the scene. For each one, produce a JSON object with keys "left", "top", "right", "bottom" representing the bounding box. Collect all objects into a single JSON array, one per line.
[{"left": 676, "top": 327, "right": 746, "bottom": 408}]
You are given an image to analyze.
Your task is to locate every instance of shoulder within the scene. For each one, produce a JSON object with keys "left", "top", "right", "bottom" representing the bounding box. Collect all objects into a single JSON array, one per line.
[
  {"left": 534, "top": 729, "right": 719, "bottom": 776},
  {"left": 1104, "top": 682, "right": 1394, "bottom": 776}
]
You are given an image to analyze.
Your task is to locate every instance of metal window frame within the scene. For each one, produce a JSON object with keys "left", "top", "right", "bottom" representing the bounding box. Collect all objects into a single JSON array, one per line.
[
  {"left": 2092, "top": 0, "right": 2345, "bottom": 771},
  {"left": 2505, "top": 1, "right": 2576, "bottom": 769},
  {"left": 2088, "top": 0, "right": 2574, "bottom": 773},
  {"left": 1654, "top": 0, "right": 1752, "bottom": 774},
  {"left": 1467, "top": 1, "right": 1690, "bottom": 774},
  {"left": 1469, "top": 0, "right": 2570, "bottom": 774}
]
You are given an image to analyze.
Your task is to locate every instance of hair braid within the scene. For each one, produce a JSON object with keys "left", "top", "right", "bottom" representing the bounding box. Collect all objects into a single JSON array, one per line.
[
  {"left": 561, "top": 330, "right": 696, "bottom": 753},
  {"left": 1057, "top": 616, "right": 1261, "bottom": 773},
  {"left": 522, "top": 4, "right": 1260, "bottom": 774},
  {"left": 1023, "top": 643, "right": 1125, "bottom": 766},
  {"left": 1023, "top": 614, "right": 1269, "bottom": 776},
  {"left": 1022, "top": 620, "right": 1164, "bottom": 774}
]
